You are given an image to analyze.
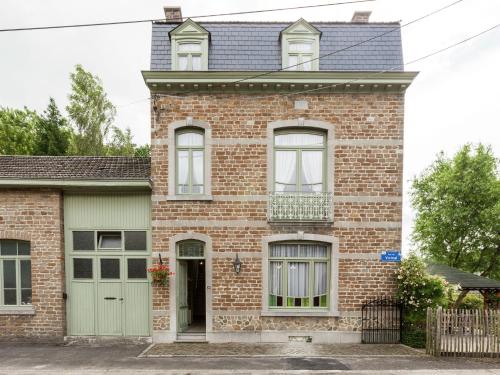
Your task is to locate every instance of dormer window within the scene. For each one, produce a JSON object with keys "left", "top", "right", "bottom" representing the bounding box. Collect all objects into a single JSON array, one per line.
[
  {"left": 281, "top": 19, "right": 321, "bottom": 71},
  {"left": 170, "top": 19, "right": 209, "bottom": 71},
  {"left": 287, "top": 41, "right": 314, "bottom": 71},
  {"left": 177, "top": 42, "right": 202, "bottom": 71}
]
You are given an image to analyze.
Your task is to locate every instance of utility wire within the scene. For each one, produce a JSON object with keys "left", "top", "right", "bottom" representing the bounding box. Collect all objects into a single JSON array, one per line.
[
  {"left": 168, "top": 0, "right": 465, "bottom": 97},
  {"left": 285, "top": 22, "right": 500, "bottom": 96},
  {"left": 231, "top": 0, "right": 465, "bottom": 84},
  {"left": 147, "top": 21, "right": 500, "bottom": 102},
  {"left": 0, "top": 0, "right": 374, "bottom": 33}
]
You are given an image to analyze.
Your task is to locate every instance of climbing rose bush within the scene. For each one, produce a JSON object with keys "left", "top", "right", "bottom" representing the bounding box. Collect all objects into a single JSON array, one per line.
[{"left": 396, "top": 253, "right": 450, "bottom": 321}]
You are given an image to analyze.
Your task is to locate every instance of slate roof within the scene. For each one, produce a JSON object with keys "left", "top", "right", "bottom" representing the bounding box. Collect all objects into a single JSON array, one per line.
[
  {"left": 0, "top": 156, "right": 151, "bottom": 180},
  {"left": 427, "top": 263, "right": 500, "bottom": 291},
  {"left": 151, "top": 21, "right": 404, "bottom": 71}
]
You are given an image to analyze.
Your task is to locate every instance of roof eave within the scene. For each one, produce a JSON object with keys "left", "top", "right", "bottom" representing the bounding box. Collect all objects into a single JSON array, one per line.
[
  {"left": 142, "top": 70, "right": 418, "bottom": 93},
  {"left": 0, "top": 178, "right": 152, "bottom": 190}
]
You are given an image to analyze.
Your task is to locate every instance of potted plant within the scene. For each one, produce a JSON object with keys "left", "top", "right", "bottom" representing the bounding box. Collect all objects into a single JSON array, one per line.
[{"left": 148, "top": 262, "right": 173, "bottom": 286}]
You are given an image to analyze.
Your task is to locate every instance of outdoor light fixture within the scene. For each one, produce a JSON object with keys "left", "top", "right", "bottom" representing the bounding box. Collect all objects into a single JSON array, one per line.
[{"left": 233, "top": 254, "right": 242, "bottom": 274}]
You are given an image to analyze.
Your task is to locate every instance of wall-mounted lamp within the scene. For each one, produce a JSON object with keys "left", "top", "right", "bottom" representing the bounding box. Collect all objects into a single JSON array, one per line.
[{"left": 233, "top": 254, "right": 242, "bottom": 274}]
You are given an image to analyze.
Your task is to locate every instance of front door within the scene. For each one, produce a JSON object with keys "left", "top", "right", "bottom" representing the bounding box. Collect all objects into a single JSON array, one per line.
[{"left": 177, "top": 260, "right": 189, "bottom": 332}]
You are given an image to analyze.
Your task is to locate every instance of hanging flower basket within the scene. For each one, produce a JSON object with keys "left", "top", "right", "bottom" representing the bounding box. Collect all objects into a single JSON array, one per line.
[{"left": 148, "top": 263, "right": 173, "bottom": 286}]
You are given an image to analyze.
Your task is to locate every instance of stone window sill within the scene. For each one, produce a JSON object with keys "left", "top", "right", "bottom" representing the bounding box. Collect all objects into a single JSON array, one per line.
[
  {"left": 261, "top": 309, "right": 339, "bottom": 317},
  {"left": 0, "top": 307, "right": 36, "bottom": 315},
  {"left": 166, "top": 195, "right": 213, "bottom": 201}
]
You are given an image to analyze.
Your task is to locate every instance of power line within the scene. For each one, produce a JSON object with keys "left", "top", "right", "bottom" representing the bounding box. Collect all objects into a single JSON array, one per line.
[
  {"left": 164, "top": 0, "right": 465, "bottom": 97},
  {"left": 285, "top": 22, "right": 500, "bottom": 96},
  {"left": 231, "top": 0, "right": 465, "bottom": 84},
  {"left": 148, "top": 21, "right": 500, "bottom": 101},
  {"left": 0, "top": 0, "right": 374, "bottom": 33}
]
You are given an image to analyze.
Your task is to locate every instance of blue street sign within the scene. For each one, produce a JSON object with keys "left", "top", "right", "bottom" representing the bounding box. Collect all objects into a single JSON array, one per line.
[{"left": 380, "top": 251, "right": 401, "bottom": 262}]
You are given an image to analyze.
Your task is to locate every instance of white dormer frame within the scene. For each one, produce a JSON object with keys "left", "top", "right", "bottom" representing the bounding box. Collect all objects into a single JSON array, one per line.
[
  {"left": 281, "top": 19, "right": 321, "bottom": 71},
  {"left": 170, "top": 18, "right": 209, "bottom": 71}
]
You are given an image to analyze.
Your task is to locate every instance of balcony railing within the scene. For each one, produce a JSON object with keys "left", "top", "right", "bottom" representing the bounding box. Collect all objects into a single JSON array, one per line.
[{"left": 268, "top": 192, "right": 333, "bottom": 222}]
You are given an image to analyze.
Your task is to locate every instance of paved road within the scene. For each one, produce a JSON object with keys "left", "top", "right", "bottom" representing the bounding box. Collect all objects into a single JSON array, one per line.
[{"left": 0, "top": 343, "right": 498, "bottom": 374}]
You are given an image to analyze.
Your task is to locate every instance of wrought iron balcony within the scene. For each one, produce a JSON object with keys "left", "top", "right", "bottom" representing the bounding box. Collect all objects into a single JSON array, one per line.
[{"left": 267, "top": 192, "right": 333, "bottom": 222}]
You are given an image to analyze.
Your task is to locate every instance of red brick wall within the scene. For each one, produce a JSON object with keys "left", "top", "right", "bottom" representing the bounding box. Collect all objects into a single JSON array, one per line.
[
  {"left": 0, "top": 189, "right": 65, "bottom": 341},
  {"left": 151, "top": 92, "right": 404, "bottom": 330}
]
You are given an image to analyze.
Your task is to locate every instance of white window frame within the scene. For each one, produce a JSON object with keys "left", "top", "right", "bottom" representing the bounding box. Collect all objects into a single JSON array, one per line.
[
  {"left": 170, "top": 19, "right": 209, "bottom": 71},
  {"left": 281, "top": 19, "right": 320, "bottom": 71}
]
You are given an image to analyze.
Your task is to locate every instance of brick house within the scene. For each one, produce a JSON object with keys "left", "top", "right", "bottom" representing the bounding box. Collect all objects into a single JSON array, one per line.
[{"left": 0, "top": 7, "right": 416, "bottom": 343}]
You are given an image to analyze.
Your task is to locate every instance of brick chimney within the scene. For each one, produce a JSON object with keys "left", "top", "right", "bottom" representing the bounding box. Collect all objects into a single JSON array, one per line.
[
  {"left": 164, "top": 6, "right": 182, "bottom": 22},
  {"left": 351, "top": 11, "right": 371, "bottom": 23}
]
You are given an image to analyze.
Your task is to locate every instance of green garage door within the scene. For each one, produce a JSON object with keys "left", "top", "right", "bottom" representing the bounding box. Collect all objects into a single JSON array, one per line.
[
  {"left": 69, "top": 254, "right": 150, "bottom": 336},
  {"left": 64, "top": 194, "right": 151, "bottom": 337}
]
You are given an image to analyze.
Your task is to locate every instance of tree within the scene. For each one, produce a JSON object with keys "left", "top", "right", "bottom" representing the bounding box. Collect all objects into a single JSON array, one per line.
[
  {"left": 0, "top": 107, "right": 39, "bottom": 155},
  {"left": 33, "top": 98, "right": 73, "bottom": 156},
  {"left": 411, "top": 144, "right": 500, "bottom": 305},
  {"left": 66, "top": 65, "right": 116, "bottom": 155},
  {"left": 134, "top": 144, "right": 151, "bottom": 157},
  {"left": 106, "top": 126, "right": 136, "bottom": 156}
]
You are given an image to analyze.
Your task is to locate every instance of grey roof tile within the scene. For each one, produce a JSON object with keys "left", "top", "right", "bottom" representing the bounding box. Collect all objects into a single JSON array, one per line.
[{"left": 150, "top": 21, "right": 403, "bottom": 71}]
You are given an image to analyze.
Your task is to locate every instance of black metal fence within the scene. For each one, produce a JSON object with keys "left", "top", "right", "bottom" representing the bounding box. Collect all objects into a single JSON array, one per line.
[{"left": 362, "top": 296, "right": 402, "bottom": 344}]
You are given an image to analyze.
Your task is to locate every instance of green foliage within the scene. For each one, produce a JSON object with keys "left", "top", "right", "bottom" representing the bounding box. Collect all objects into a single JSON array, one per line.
[
  {"left": 33, "top": 98, "right": 73, "bottom": 156},
  {"left": 66, "top": 65, "right": 116, "bottom": 155},
  {"left": 0, "top": 107, "right": 39, "bottom": 155},
  {"left": 396, "top": 253, "right": 450, "bottom": 322},
  {"left": 411, "top": 144, "right": 500, "bottom": 280},
  {"left": 401, "top": 321, "right": 426, "bottom": 348},
  {"left": 106, "top": 126, "right": 136, "bottom": 156},
  {"left": 456, "top": 293, "right": 484, "bottom": 310},
  {"left": 1, "top": 65, "right": 148, "bottom": 157},
  {"left": 134, "top": 144, "right": 151, "bottom": 157}
]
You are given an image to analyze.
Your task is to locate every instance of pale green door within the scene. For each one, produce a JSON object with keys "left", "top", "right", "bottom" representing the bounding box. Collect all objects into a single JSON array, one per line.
[
  {"left": 69, "top": 257, "right": 96, "bottom": 335},
  {"left": 124, "top": 257, "right": 150, "bottom": 335},
  {"left": 97, "top": 257, "right": 122, "bottom": 335},
  {"left": 177, "top": 260, "right": 189, "bottom": 332}
]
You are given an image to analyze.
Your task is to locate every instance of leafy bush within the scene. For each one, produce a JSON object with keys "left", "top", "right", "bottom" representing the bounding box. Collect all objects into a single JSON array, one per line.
[
  {"left": 396, "top": 253, "right": 450, "bottom": 322},
  {"left": 457, "top": 293, "right": 484, "bottom": 310},
  {"left": 396, "top": 254, "right": 451, "bottom": 348}
]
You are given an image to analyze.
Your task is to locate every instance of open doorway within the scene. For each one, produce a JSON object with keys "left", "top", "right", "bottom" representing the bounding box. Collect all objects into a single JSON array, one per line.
[
  {"left": 176, "top": 240, "right": 206, "bottom": 335},
  {"left": 185, "top": 259, "right": 206, "bottom": 332}
]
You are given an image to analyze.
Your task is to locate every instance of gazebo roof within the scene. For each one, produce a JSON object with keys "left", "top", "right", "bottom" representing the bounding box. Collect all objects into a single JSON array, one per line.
[{"left": 427, "top": 263, "right": 500, "bottom": 291}]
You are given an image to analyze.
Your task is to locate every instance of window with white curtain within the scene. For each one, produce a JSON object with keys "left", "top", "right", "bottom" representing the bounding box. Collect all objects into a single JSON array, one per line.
[
  {"left": 176, "top": 42, "right": 202, "bottom": 71},
  {"left": 286, "top": 41, "right": 314, "bottom": 71},
  {"left": 269, "top": 243, "right": 329, "bottom": 308},
  {"left": 176, "top": 129, "right": 205, "bottom": 194},
  {"left": 274, "top": 131, "right": 325, "bottom": 192}
]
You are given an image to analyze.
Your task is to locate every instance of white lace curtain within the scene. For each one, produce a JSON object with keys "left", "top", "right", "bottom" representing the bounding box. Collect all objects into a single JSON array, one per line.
[
  {"left": 275, "top": 151, "right": 296, "bottom": 191},
  {"left": 269, "top": 244, "right": 328, "bottom": 299},
  {"left": 301, "top": 151, "right": 323, "bottom": 192}
]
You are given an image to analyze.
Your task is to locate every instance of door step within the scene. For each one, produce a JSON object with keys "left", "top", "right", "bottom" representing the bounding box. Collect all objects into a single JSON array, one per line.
[{"left": 175, "top": 332, "right": 207, "bottom": 343}]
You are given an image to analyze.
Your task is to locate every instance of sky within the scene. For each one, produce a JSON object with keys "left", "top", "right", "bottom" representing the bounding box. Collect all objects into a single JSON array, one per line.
[{"left": 0, "top": 0, "right": 499, "bottom": 253}]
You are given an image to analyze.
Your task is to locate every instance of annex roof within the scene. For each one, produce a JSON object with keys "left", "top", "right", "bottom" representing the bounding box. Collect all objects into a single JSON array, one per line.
[
  {"left": 0, "top": 156, "right": 151, "bottom": 181},
  {"left": 427, "top": 263, "right": 500, "bottom": 291},
  {"left": 151, "top": 21, "right": 403, "bottom": 71}
]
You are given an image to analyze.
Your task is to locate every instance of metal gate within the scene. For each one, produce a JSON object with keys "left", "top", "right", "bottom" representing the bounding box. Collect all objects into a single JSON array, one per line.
[{"left": 362, "top": 296, "right": 402, "bottom": 344}]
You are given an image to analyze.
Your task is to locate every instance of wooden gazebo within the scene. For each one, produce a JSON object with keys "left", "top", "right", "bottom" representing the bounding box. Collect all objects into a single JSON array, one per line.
[{"left": 427, "top": 263, "right": 500, "bottom": 308}]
